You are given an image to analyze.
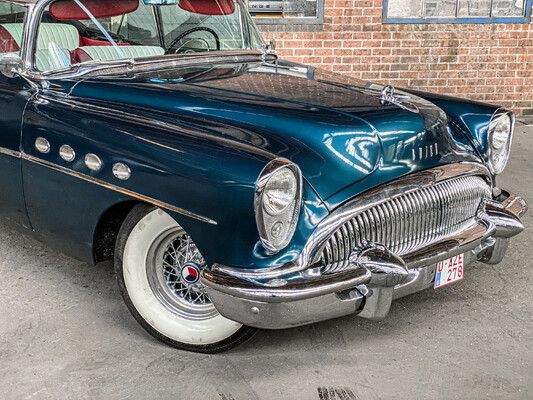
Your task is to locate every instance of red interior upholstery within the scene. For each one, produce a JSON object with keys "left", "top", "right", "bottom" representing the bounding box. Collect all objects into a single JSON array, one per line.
[
  {"left": 71, "top": 48, "right": 92, "bottom": 63},
  {"left": 81, "top": 37, "right": 131, "bottom": 46},
  {"left": 50, "top": 0, "right": 139, "bottom": 20},
  {"left": 179, "top": 0, "right": 235, "bottom": 15},
  {"left": 0, "top": 26, "right": 19, "bottom": 53}
]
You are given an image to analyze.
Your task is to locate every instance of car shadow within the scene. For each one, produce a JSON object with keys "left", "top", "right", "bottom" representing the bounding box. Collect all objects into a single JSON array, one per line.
[{"left": 0, "top": 220, "right": 509, "bottom": 356}]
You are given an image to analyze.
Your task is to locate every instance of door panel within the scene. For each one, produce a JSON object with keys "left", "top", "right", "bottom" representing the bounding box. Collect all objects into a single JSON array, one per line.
[{"left": 0, "top": 74, "right": 32, "bottom": 228}]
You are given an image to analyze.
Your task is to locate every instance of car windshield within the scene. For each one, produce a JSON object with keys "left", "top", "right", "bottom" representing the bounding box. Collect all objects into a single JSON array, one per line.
[{"left": 28, "top": 0, "right": 265, "bottom": 72}]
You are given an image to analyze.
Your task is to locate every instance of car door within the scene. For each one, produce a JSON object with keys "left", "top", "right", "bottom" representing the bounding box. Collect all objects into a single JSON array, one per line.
[{"left": 0, "top": 69, "right": 33, "bottom": 229}]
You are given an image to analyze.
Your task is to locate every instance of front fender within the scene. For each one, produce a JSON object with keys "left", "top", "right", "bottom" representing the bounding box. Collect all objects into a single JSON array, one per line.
[
  {"left": 22, "top": 92, "right": 327, "bottom": 268},
  {"left": 402, "top": 89, "right": 499, "bottom": 163}
]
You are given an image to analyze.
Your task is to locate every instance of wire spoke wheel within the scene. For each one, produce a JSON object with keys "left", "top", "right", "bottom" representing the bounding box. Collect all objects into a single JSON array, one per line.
[
  {"left": 114, "top": 204, "right": 257, "bottom": 353},
  {"left": 146, "top": 227, "right": 219, "bottom": 320}
]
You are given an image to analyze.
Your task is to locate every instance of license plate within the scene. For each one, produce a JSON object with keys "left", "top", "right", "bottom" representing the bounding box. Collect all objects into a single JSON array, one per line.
[{"left": 434, "top": 253, "right": 464, "bottom": 289}]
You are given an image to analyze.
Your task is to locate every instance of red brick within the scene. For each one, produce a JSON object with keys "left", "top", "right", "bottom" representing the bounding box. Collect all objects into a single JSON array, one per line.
[{"left": 257, "top": 7, "right": 533, "bottom": 114}]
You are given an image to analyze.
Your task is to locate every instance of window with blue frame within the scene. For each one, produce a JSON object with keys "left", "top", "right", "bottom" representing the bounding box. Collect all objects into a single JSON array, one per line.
[
  {"left": 383, "top": 0, "right": 532, "bottom": 23},
  {"left": 248, "top": 0, "right": 324, "bottom": 24}
]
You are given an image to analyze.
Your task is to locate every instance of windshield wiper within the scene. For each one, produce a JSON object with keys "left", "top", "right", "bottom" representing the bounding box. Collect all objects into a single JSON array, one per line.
[{"left": 42, "top": 58, "right": 135, "bottom": 78}]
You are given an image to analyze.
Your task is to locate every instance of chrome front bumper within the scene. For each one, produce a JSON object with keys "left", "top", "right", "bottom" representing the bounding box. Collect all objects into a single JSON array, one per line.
[{"left": 201, "top": 188, "right": 527, "bottom": 329}]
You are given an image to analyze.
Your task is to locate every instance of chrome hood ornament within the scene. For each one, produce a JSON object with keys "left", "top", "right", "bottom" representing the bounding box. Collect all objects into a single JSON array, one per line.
[{"left": 379, "top": 85, "right": 419, "bottom": 113}]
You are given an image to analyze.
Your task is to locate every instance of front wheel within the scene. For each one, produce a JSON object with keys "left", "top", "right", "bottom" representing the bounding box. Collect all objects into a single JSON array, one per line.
[{"left": 114, "top": 204, "right": 256, "bottom": 353}]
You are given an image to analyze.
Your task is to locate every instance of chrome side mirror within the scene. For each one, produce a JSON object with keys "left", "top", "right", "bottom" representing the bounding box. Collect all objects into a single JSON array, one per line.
[{"left": 0, "top": 53, "right": 24, "bottom": 78}]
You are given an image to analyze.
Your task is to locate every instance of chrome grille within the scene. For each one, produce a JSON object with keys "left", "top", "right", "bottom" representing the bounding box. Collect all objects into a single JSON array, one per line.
[{"left": 320, "top": 175, "right": 491, "bottom": 274}]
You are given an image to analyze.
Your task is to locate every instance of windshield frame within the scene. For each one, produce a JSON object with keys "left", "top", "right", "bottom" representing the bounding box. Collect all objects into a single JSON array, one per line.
[
  {"left": 20, "top": 0, "right": 266, "bottom": 79},
  {"left": 0, "top": 0, "right": 32, "bottom": 65}
]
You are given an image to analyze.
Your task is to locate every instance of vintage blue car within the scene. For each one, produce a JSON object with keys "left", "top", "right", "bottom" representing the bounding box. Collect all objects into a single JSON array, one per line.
[{"left": 0, "top": 0, "right": 527, "bottom": 352}]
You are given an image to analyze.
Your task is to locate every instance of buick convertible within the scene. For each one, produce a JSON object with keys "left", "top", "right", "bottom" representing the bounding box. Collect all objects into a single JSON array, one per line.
[{"left": 0, "top": 0, "right": 527, "bottom": 352}]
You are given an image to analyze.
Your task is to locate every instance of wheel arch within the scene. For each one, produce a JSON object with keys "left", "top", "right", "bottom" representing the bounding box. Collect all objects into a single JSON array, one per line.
[{"left": 92, "top": 200, "right": 150, "bottom": 264}]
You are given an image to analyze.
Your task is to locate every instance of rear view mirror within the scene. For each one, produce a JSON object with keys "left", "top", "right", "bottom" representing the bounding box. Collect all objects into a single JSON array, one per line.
[{"left": 0, "top": 53, "right": 23, "bottom": 78}]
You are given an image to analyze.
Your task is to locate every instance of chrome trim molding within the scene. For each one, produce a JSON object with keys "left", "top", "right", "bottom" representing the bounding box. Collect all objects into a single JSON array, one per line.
[
  {"left": 22, "top": 153, "right": 217, "bottom": 225},
  {"left": 202, "top": 188, "right": 526, "bottom": 328},
  {"left": 203, "top": 265, "right": 371, "bottom": 303},
  {"left": 112, "top": 163, "right": 131, "bottom": 181},
  {"left": 217, "top": 162, "right": 492, "bottom": 280},
  {"left": 254, "top": 158, "right": 303, "bottom": 253},
  {"left": 379, "top": 85, "right": 418, "bottom": 113},
  {"left": 16, "top": 0, "right": 275, "bottom": 82},
  {"left": 319, "top": 174, "right": 491, "bottom": 274},
  {"left": 84, "top": 153, "right": 102, "bottom": 172},
  {"left": 35, "top": 137, "right": 50, "bottom": 154},
  {"left": 487, "top": 108, "right": 515, "bottom": 175},
  {"left": 0, "top": 147, "right": 22, "bottom": 158},
  {"left": 202, "top": 163, "right": 526, "bottom": 328},
  {"left": 59, "top": 144, "right": 75, "bottom": 162}
]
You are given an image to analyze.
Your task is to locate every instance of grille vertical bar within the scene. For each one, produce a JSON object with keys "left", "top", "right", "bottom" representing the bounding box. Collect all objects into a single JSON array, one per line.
[{"left": 320, "top": 175, "right": 491, "bottom": 274}]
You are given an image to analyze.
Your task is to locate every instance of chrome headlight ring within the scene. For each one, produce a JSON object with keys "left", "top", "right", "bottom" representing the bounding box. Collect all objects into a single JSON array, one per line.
[
  {"left": 487, "top": 108, "right": 515, "bottom": 175},
  {"left": 255, "top": 158, "right": 303, "bottom": 253}
]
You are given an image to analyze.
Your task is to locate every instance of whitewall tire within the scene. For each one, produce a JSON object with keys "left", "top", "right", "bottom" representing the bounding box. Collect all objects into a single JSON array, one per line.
[{"left": 114, "top": 204, "right": 256, "bottom": 353}]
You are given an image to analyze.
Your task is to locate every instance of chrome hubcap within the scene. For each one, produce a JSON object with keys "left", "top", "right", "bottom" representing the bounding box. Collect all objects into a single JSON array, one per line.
[{"left": 146, "top": 227, "right": 217, "bottom": 320}]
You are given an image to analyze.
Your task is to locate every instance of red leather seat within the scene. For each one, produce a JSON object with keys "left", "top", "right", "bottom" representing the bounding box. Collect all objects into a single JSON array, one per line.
[{"left": 0, "top": 25, "right": 19, "bottom": 53}]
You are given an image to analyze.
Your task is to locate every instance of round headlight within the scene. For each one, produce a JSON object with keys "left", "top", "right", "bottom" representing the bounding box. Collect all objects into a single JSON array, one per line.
[
  {"left": 255, "top": 160, "right": 302, "bottom": 253},
  {"left": 491, "top": 114, "right": 511, "bottom": 150},
  {"left": 488, "top": 110, "right": 514, "bottom": 175},
  {"left": 263, "top": 168, "right": 297, "bottom": 215}
]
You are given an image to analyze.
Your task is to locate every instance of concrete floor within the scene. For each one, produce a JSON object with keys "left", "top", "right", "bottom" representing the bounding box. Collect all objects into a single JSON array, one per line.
[{"left": 1, "top": 126, "right": 532, "bottom": 400}]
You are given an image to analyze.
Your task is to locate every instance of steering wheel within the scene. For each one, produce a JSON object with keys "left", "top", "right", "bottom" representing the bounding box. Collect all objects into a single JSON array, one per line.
[{"left": 166, "top": 27, "right": 220, "bottom": 54}]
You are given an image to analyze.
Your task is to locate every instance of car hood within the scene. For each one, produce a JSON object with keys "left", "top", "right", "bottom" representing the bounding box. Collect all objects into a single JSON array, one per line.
[{"left": 63, "top": 60, "right": 479, "bottom": 204}]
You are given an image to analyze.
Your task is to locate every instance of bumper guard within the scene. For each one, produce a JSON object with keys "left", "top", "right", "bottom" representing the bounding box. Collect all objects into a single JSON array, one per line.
[{"left": 201, "top": 188, "right": 527, "bottom": 329}]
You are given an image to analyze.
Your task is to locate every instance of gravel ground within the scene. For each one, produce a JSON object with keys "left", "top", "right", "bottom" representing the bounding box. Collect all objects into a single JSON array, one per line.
[{"left": 0, "top": 125, "right": 531, "bottom": 400}]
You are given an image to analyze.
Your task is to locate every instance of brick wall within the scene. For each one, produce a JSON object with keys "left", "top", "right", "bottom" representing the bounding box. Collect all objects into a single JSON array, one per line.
[{"left": 258, "top": 0, "right": 533, "bottom": 116}]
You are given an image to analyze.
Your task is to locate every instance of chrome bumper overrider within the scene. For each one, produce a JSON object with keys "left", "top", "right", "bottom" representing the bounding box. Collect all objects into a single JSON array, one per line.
[{"left": 201, "top": 169, "right": 527, "bottom": 329}]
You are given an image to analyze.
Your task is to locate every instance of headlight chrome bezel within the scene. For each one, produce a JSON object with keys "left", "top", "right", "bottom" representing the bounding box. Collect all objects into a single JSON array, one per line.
[
  {"left": 255, "top": 158, "right": 302, "bottom": 253},
  {"left": 487, "top": 108, "right": 515, "bottom": 175}
]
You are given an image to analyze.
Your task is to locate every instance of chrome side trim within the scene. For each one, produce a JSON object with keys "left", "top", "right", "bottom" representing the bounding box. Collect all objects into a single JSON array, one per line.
[
  {"left": 22, "top": 153, "right": 217, "bottom": 225},
  {"left": 0, "top": 147, "right": 22, "bottom": 158},
  {"left": 35, "top": 137, "right": 50, "bottom": 153}
]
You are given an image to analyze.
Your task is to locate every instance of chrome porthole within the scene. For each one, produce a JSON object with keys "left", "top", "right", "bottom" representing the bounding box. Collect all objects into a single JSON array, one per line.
[
  {"left": 35, "top": 137, "right": 50, "bottom": 154},
  {"left": 85, "top": 153, "right": 102, "bottom": 171},
  {"left": 59, "top": 145, "right": 75, "bottom": 162},
  {"left": 146, "top": 227, "right": 217, "bottom": 321},
  {"left": 112, "top": 163, "right": 131, "bottom": 180}
]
